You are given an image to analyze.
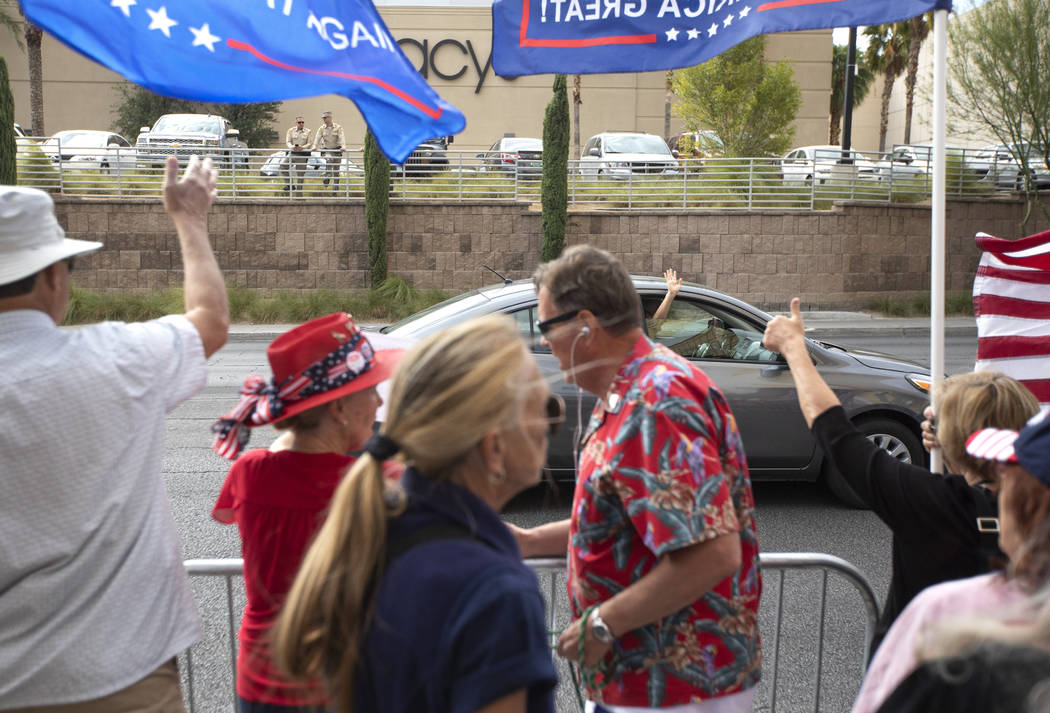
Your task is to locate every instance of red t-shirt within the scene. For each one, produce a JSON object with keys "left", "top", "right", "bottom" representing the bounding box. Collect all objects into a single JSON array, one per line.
[
  {"left": 212, "top": 448, "right": 403, "bottom": 705},
  {"left": 569, "top": 336, "right": 762, "bottom": 707}
]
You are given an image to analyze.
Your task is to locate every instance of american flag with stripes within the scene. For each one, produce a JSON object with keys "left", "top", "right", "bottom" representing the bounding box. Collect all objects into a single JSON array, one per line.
[{"left": 973, "top": 229, "right": 1050, "bottom": 411}]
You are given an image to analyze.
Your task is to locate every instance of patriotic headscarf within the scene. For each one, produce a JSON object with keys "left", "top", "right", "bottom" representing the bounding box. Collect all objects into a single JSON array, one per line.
[
  {"left": 211, "top": 313, "right": 403, "bottom": 460},
  {"left": 973, "top": 230, "right": 1050, "bottom": 412}
]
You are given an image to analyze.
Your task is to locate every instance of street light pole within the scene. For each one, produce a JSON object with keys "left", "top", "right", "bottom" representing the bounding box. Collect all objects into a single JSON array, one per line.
[{"left": 841, "top": 27, "right": 858, "bottom": 156}]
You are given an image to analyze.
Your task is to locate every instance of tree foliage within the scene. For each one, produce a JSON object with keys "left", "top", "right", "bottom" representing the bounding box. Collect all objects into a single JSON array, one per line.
[
  {"left": 948, "top": 0, "right": 1050, "bottom": 228},
  {"left": 541, "top": 74, "right": 569, "bottom": 262},
  {"left": 0, "top": 57, "right": 16, "bottom": 185},
  {"left": 364, "top": 129, "right": 390, "bottom": 287},
  {"left": 672, "top": 36, "right": 801, "bottom": 158},
  {"left": 864, "top": 23, "right": 908, "bottom": 152},
  {"left": 112, "top": 83, "right": 281, "bottom": 147},
  {"left": 829, "top": 44, "right": 874, "bottom": 145}
]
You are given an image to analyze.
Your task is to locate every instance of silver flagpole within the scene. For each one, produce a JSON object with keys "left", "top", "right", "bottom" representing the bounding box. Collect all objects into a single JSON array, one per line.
[{"left": 930, "top": 7, "right": 948, "bottom": 473}]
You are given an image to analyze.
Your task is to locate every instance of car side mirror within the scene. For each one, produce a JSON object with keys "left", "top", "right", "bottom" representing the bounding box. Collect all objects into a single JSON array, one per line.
[
  {"left": 446, "top": 135, "right": 454, "bottom": 145},
  {"left": 139, "top": 127, "right": 150, "bottom": 134},
  {"left": 671, "top": 149, "right": 680, "bottom": 158},
  {"left": 226, "top": 129, "right": 240, "bottom": 138},
  {"left": 588, "top": 148, "right": 600, "bottom": 157},
  {"left": 475, "top": 153, "right": 484, "bottom": 158}
]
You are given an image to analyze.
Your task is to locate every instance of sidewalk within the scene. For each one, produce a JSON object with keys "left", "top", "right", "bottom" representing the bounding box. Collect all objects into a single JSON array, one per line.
[{"left": 227, "top": 313, "right": 978, "bottom": 342}]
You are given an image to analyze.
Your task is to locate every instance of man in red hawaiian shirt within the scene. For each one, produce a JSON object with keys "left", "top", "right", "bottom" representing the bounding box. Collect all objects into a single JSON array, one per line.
[{"left": 513, "top": 245, "right": 761, "bottom": 712}]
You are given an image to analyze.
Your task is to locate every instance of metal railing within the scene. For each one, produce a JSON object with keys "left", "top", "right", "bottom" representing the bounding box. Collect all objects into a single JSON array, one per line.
[
  {"left": 14, "top": 139, "right": 1024, "bottom": 209},
  {"left": 180, "top": 552, "right": 878, "bottom": 713}
]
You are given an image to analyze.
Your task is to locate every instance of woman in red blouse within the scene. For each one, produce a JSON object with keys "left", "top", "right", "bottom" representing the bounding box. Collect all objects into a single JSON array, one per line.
[{"left": 210, "top": 313, "right": 403, "bottom": 713}]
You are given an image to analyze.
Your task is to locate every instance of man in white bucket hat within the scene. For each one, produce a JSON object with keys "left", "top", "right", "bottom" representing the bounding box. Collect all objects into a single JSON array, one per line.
[{"left": 0, "top": 156, "right": 229, "bottom": 712}]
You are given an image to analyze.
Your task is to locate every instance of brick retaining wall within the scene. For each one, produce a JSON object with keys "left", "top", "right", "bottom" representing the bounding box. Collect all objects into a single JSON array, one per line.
[{"left": 55, "top": 197, "right": 1046, "bottom": 310}]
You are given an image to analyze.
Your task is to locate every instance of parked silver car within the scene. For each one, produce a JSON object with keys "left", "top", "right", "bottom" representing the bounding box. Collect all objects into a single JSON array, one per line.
[
  {"left": 378, "top": 277, "right": 932, "bottom": 506},
  {"left": 579, "top": 132, "right": 678, "bottom": 178},
  {"left": 259, "top": 150, "right": 362, "bottom": 180},
  {"left": 779, "top": 145, "right": 879, "bottom": 185},
  {"left": 478, "top": 136, "right": 543, "bottom": 177},
  {"left": 39, "top": 130, "right": 136, "bottom": 174}
]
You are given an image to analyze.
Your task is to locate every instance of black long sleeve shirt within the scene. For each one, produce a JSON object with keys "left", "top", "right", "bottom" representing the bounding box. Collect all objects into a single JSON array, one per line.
[{"left": 811, "top": 406, "right": 1001, "bottom": 651}]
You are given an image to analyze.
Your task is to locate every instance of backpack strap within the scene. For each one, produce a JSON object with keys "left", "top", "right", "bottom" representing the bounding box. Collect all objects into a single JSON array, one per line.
[{"left": 384, "top": 520, "right": 478, "bottom": 566}]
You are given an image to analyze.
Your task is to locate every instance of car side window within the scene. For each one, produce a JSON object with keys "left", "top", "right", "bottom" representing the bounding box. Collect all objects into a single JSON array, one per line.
[
  {"left": 642, "top": 296, "right": 779, "bottom": 362},
  {"left": 507, "top": 307, "right": 536, "bottom": 346}
]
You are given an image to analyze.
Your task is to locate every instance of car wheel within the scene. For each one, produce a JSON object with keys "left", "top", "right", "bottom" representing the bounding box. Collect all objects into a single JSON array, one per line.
[{"left": 822, "top": 417, "right": 924, "bottom": 508}]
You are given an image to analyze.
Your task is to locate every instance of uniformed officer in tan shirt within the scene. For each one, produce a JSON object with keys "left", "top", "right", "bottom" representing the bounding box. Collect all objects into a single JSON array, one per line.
[
  {"left": 311, "top": 111, "right": 345, "bottom": 191},
  {"left": 285, "top": 116, "right": 312, "bottom": 197}
]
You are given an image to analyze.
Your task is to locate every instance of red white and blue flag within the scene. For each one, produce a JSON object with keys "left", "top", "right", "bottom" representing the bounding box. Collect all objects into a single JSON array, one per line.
[
  {"left": 19, "top": 0, "right": 465, "bottom": 163},
  {"left": 973, "top": 230, "right": 1050, "bottom": 411},
  {"left": 493, "top": 0, "right": 951, "bottom": 76}
]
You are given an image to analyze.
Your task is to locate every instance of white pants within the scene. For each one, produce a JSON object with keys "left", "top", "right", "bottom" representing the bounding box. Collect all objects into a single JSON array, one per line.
[{"left": 585, "top": 687, "right": 756, "bottom": 713}]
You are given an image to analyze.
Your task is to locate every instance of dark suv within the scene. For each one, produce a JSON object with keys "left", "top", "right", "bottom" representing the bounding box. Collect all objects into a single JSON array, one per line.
[{"left": 397, "top": 135, "right": 452, "bottom": 177}]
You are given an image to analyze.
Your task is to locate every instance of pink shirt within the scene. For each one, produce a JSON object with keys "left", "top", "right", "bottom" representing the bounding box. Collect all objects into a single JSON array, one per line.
[{"left": 851, "top": 572, "right": 1025, "bottom": 713}]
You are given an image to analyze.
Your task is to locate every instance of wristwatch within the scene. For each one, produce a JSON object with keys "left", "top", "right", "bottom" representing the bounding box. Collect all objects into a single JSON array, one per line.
[{"left": 589, "top": 607, "right": 615, "bottom": 644}]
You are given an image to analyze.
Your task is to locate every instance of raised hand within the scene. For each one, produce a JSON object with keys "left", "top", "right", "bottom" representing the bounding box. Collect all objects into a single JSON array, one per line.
[
  {"left": 663, "top": 268, "right": 682, "bottom": 299},
  {"left": 762, "top": 297, "right": 806, "bottom": 355},
  {"left": 162, "top": 155, "right": 218, "bottom": 226}
]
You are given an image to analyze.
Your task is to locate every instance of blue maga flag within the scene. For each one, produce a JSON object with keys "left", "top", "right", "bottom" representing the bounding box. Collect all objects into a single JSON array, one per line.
[
  {"left": 20, "top": 0, "right": 465, "bottom": 163},
  {"left": 493, "top": 0, "right": 951, "bottom": 76}
]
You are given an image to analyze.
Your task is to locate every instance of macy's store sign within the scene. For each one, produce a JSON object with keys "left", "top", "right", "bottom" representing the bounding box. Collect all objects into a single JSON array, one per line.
[{"left": 396, "top": 37, "right": 512, "bottom": 93}]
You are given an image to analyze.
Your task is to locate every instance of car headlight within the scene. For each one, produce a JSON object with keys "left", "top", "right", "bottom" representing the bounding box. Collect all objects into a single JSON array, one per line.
[
  {"left": 906, "top": 373, "right": 934, "bottom": 393},
  {"left": 607, "top": 162, "right": 629, "bottom": 169}
]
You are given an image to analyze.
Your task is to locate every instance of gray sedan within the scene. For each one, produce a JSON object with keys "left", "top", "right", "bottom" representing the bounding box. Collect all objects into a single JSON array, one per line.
[{"left": 378, "top": 277, "right": 932, "bottom": 506}]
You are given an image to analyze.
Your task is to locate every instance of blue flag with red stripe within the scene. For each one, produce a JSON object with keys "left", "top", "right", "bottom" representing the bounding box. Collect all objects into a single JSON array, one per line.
[
  {"left": 492, "top": 0, "right": 951, "bottom": 76},
  {"left": 20, "top": 0, "right": 465, "bottom": 163}
]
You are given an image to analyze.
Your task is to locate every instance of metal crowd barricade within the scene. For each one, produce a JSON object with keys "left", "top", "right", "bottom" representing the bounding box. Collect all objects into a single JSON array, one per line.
[{"left": 181, "top": 553, "right": 878, "bottom": 713}]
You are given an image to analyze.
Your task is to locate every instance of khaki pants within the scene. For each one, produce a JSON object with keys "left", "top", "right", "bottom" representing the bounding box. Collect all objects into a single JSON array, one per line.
[{"left": 6, "top": 659, "right": 186, "bottom": 713}]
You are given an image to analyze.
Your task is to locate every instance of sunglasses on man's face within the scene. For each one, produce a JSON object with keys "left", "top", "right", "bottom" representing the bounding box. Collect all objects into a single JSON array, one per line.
[{"left": 536, "top": 309, "right": 581, "bottom": 336}]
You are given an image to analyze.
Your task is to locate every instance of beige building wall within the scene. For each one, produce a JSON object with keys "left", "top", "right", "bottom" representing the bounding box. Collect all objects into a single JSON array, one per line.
[
  {"left": 849, "top": 11, "right": 1001, "bottom": 153},
  {"left": 1, "top": 8, "right": 830, "bottom": 153}
]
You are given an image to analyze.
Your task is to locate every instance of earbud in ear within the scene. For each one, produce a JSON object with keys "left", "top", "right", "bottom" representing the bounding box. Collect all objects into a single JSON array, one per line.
[{"left": 580, "top": 326, "right": 591, "bottom": 336}]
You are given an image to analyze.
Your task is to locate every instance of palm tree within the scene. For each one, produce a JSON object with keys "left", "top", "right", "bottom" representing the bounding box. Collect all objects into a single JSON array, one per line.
[
  {"left": 829, "top": 44, "right": 874, "bottom": 145},
  {"left": 902, "top": 13, "right": 931, "bottom": 144},
  {"left": 664, "top": 70, "right": 674, "bottom": 141},
  {"left": 24, "top": 19, "right": 43, "bottom": 136},
  {"left": 572, "top": 75, "right": 582, "bottom": 159},
  {"left": 0, "top": 6, "right": 43, "bottom": 136},
  {"left": 864, "top": 23, "right": 908, "bottom": 152}
]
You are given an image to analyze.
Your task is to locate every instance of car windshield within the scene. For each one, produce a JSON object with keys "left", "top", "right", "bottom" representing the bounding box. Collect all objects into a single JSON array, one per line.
[
  {"left": 605, "top": 135, "right": 671, "bottom": 155},
  {"left": 381, "top": 290, "right": 491, "bottom": 336},
  {"left": 57, "top": 132, "right": 111, "bottom": 148},
  {"left": 152, "top": 116, "right": 223, "bottom": 134},
  {"left": 504, "top": 138, "right": 542, "bottom": 151}
]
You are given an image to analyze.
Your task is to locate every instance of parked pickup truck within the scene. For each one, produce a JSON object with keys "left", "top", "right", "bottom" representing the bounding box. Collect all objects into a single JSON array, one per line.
[{"left": 136, "top": 114, "right": 249, "bottom": 169}]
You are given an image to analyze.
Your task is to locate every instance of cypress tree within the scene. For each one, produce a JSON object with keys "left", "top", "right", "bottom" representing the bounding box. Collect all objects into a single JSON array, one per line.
[
  {"left": 364, "top": 129, "right": 390, "bottom": 287},
  {"left": 541, "top": 74, "right": 569, "bottom": 262},
  {"left": 0, "top": 57, "right": 16, "bottom": 185}
]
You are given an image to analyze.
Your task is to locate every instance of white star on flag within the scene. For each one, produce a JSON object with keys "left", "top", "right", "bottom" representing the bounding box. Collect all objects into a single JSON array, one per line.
[
  {"left": 146, "top": 6, "right": 177, "bottom": 38},
  {"left": 687, "top": 27, "right": 700, "bottom": 39},
  {"left": 666, "top": 27, "right": 680, "bottom": 41},
  {"left": 723, "top": 14, "right": 733, "bottom": 27},
  {"left": 190, "top": 23, "right": 221, "bottom": 52},
  {"left": 739, "top": 5, "right": 752, "bottom": 17},
  {"left": 707, "top": 22, "right": 718, "bottom": 36},
  {"left": 111, "top": 0, "right": 136, "bottom": 17}
]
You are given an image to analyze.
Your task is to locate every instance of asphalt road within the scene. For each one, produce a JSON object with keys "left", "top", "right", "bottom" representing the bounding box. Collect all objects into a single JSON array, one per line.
[{"left": 167, "top": 330, "right": 979, "bottom": 712}]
